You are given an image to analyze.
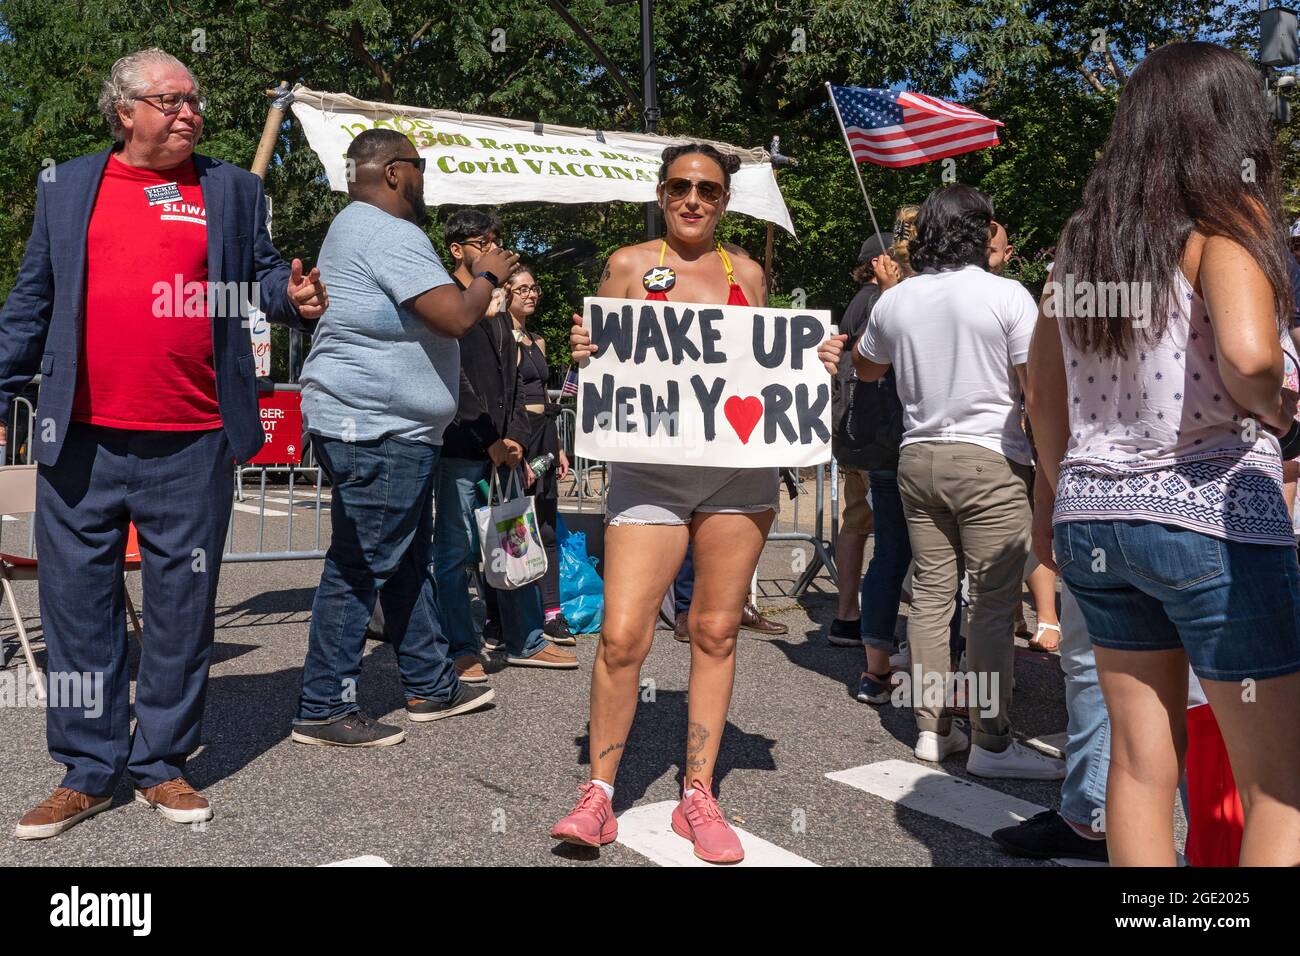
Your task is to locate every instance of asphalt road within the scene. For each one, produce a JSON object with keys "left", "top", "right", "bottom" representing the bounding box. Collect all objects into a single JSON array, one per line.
[{"left": 0, "top": 489, "right": 1186, "bottom": 867}]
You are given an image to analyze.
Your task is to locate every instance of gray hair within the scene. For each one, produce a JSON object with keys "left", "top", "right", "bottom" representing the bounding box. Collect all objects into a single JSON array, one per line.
[{"left": 98, "top": 48, "right": 200, "bottom": 142}]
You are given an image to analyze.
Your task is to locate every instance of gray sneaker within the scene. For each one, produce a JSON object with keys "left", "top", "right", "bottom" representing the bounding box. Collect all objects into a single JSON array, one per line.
[
  {"left": 291, "top": 712, "right": 407, "bottom": 748},
  {"left": 406, "top": 683, "right": 496, "bottom": 721}
]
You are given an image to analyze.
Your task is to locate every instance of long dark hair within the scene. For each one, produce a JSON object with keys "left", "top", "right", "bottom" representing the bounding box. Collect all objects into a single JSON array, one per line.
[
  {"left": 910, "top": 185, "right": 994, "bottom": 272},
  {"left": 1054, "top": 41, "right": 1289, "bottom": 358}
]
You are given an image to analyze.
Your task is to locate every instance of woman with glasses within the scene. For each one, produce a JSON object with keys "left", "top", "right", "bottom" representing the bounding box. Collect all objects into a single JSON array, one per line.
[
  {"left": 550, "top": 143, "right": 844, "bottom": 863},
  {"left": 503, "top": 265, "right": 575, "bottom": 645}
]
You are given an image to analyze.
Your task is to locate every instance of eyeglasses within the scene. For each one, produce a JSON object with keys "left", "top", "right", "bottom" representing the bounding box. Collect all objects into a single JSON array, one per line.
[
  {"left": 460, "top": 237, "right": 499, "bottom": 251},
  {"left": 663, "top": 177, "right": 725, "bottom": 204},
  {"left": 388, "top": 156, "right": 427, "bottom": 173},
  {"left": 510, "top": 284, "right": 541, "bottom": 297},
  {"left": 132, "top": 91, "right": 206, "bottom": 115}
]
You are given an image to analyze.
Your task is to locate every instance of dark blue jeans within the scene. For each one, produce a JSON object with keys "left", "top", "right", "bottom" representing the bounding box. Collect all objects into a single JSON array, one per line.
[
  {"left": 37, "top": 424, "right": 233, "bottom": 795},
  {"left": 297, "top": 434, "right": 459, "bottom": 722},
  {"left": 674, "top": 543, "right": 695, "bottom": 615},
  {"left": 859, "top": 469, "right": 962, "bottom": 655},
  {"left": 432, "top": 457, "right": 548, "bottom": 660}
]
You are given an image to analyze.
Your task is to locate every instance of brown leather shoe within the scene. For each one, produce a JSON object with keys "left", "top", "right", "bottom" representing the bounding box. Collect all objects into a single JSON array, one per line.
[
  {"left": 740, "top": 603, "right": 788, "bottom": 635},
  {"left": 506, "top": 644, "right": 579, "bottom": 669},
  {"left": 14, "top": 787, "right": 111, "bottom": 840},
  {"left": 454, "top": 654, "right": 489, "bottom": 683},
  {"left": 673, "top": 611, "right": 690, "bottom": 643},
  {"left": 134, "top": 777, "right": 212, "bottom": 825}
]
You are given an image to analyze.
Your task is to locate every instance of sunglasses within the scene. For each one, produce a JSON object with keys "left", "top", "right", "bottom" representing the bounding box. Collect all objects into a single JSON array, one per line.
[
  {"left": 133, "top": 91, "right": 206, "bottom": 116},
  {"left": 663, "top": 177, "right": 726, "bottom": 204},
  {"left": 388, "top": 156, "right": 427, "bottom": 173}
]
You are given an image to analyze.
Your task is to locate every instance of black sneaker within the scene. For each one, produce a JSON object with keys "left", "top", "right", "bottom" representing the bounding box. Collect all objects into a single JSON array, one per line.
[
  {"left": 543, "top": 615, "right": 578, "bottom": 646},
  {"left": 856, "top": 671, "right": 893, "bottom": 704},
  {"left": 827, "top": 618, "right": 861, "bottom": 647},
  {"left": 482, "top": 619, "right": 504, "bottom": 653},
  {"left": 992, "top": 809, "right": 1108, "bottom": 862},
  {"left": 405, "top": 682, "right": 496, "bottom": 722},
  {"left": 290, "top": 712, "right": 407, "bottom": 748}
]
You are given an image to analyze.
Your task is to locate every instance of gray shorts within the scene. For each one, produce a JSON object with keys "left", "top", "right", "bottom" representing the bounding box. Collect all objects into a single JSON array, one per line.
[{"left": 605, "top": 463, "right": 780, "bottom": 526}]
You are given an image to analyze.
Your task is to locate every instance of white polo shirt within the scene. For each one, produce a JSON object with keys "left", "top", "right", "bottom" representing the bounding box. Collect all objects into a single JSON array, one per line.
[{"left": 856, "top": 264, "right": 1037, "bottom": 465}]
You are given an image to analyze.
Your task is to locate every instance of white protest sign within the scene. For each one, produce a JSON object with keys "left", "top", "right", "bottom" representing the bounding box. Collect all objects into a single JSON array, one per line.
[
  {"left": 575, "top": 297, "right": 834, "bottom": 467},
  {"left": 289, "top": 87, "right": 795, "bottom": 235},
  {"left": 249, "top": 308, "right": 271, "bottom": 377}
]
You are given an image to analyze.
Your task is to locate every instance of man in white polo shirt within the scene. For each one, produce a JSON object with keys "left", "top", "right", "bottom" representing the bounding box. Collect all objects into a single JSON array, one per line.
[{"left": 852, "top": 184, "right": 1064, "bottom": 781}]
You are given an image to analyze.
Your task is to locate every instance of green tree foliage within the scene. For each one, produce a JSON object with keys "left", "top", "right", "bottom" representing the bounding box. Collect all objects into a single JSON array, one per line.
[{"left": 0, "top": 1, "right": 1273, "bottom": 378}]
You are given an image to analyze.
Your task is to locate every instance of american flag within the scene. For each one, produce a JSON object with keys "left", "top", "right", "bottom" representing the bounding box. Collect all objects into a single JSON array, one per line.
[
  {"left": 829, "top": 85, "right": 1002, "bottom": 169},
  {"left": 561, "top": 365, "right": 579, "bottom": 397}
]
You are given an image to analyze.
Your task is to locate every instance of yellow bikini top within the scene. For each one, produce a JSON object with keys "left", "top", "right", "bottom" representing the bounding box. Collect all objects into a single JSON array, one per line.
[{"left": 657, "top": 239, "right": 737, "bottom": 286}]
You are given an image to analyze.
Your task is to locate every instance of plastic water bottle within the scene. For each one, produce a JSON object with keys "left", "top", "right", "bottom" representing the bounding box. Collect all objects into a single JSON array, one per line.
[{"left": 528, "top": 453, "right": 556, "bottom": 479}]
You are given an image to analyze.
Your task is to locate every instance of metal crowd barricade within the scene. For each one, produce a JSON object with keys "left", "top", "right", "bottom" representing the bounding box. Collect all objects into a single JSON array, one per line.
[
  {"left": 225, "top": 381, "right": 327, "bottom": 563},
  {"left": 2, "top": 381, "right": 842, "bottom": 584},
  {"left": 1, "top": 381, "right": 40, "bottom": 561},
  {"left": 766, "top": 462, "right": 840, "bottom": 593},
  {"left": 556, "top": 407, "right": 607, "bottom": 503}
]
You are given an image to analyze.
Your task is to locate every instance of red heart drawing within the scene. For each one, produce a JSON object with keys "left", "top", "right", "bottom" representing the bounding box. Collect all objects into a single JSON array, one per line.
[{"left": 723, "top": 395, "right": 763, "bottom": 444}]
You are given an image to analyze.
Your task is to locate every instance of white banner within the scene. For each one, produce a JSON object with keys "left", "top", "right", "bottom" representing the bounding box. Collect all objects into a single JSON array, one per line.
[
  {"left": 574, "top": 297, "right": 833, "bottom": 467},
  {"left": 290, "top": 87, "right": 795, "bottom": 235}
]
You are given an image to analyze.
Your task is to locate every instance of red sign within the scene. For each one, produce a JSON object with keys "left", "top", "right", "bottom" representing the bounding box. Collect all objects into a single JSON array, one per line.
[{"left": 250, "top": 390, "right": 303, "bottom": 465}]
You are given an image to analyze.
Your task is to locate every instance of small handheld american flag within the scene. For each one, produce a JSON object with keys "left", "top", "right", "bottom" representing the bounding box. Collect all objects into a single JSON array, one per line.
[
  {"left": 828, "top": 85, "right": 1002, "bottom": 169},
  {"left": 561, "top": 365, "right": 579, "bottom": 397}
]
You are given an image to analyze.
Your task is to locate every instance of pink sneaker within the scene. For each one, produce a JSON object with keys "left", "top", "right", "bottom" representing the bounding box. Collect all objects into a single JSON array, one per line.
[
  {"left": 670, "top": 778, "right": 744, "bottom": 863},
  {"left": 550, "top": 783, "right": 617, "bottom": 848}
]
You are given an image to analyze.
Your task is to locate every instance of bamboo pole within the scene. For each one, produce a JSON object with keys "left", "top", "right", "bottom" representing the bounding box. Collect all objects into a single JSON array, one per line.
[{"left": 251, "top": 82, "right": 292, "bottom": 180}]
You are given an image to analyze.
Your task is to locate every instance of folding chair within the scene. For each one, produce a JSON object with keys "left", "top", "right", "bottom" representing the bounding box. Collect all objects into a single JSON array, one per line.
[
  {"left": 0, "top": 465, "right": 44, "bottom": 700},
  {"left": 0, "top": 466, "right": 144, "bottom": 702}
]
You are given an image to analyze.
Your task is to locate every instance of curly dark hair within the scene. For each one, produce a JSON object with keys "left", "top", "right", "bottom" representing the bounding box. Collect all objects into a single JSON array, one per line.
[
  {"left": 909, "top": 185, "right": 994, "bottom": 273},
  {"left": 658, "top": 142, "right": 741, "bottom": 190}
]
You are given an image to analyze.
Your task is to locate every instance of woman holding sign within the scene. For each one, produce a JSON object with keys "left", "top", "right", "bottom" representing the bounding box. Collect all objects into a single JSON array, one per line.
[{"left": 550, "top": 143, "right": 845, "bottom": 863}]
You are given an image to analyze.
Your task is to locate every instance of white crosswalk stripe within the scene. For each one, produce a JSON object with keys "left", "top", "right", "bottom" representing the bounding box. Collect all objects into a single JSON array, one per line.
[
  {"left": 231, "top": 501, "right": 288, "bottom": 517},
  {"left": 320, "top": 855, "right": 391, "bottom": 867},
  {"left": 827, "top": 760, "right": 1106, "bottom": 867},
  {"left": 614, "top": 801, "right": 819, "bottom": 867}
]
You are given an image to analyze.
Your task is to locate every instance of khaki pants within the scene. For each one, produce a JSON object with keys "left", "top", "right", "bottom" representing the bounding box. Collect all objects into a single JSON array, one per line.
[{"left": 897, "top": 441, "right": 1032, "bottom": 750}]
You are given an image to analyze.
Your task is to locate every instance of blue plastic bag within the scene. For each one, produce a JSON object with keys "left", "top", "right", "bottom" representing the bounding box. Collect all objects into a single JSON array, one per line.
[{"left": 559, "top": 530, "right": 604, "bottom": 634}]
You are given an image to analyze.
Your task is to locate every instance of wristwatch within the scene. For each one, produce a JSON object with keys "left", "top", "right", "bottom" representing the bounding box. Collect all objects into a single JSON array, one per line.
[{"left": 475, "top": 270, "right": 501, "bottom": 288}]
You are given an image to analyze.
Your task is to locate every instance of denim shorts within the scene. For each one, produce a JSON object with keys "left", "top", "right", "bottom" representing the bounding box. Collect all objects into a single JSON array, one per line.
[
  {"left": 1054, "top": 518, "right": 1300, "bottom": 681},
  {"left": 605, "top": 462, "right": 780, "bottom": 526}
]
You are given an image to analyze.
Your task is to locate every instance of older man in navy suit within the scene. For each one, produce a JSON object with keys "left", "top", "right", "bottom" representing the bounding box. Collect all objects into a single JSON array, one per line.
[{"left": 0, "top": 48, "right": 327, "bottom": 839}]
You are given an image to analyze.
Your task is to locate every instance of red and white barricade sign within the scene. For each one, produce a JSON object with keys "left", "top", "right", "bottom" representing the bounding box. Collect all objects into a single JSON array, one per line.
[{"left": 251, "top": 390, "right": 303, "bottom": 465}]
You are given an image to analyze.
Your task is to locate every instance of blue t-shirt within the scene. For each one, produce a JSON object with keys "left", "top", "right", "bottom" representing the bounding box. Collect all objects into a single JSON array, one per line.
[{"left": 300, "top": 201, "right": 457, "bottom": 444}]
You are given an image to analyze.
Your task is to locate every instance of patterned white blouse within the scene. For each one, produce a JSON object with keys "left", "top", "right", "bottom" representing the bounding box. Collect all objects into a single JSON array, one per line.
[{"left": 1054, "top": 271, "right": 1293, "bottom": 546}]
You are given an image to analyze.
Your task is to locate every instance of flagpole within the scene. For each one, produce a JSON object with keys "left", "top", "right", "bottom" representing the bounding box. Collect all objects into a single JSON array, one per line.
[{"left": 825, "top": 82, "right": 886, "bottom": 250}]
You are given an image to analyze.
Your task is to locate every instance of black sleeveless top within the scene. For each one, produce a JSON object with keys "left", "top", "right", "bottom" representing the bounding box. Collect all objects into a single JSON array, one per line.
[{"left": 517, "top": 334, "right": 548, "bottom": 405}]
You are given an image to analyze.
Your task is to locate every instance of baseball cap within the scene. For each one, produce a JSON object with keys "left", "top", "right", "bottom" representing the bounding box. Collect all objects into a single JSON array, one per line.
[{"left": 858, "top": 233, "right": 890, "bottom": 264}]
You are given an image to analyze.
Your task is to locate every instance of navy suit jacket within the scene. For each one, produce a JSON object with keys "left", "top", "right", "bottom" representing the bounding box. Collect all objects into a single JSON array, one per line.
[{"left": 0, "top": 147, "right": 310, "bottom": 466}]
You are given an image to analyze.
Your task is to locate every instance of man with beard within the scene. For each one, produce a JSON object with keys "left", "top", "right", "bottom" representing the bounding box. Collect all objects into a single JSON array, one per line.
[{"left": 291, "top": 129, "right": 517, "bottom": 747}]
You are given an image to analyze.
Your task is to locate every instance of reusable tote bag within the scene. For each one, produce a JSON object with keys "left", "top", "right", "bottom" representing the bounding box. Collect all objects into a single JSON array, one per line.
[{"left": 475, "top": 468, "right": 547, "bottom": 590}]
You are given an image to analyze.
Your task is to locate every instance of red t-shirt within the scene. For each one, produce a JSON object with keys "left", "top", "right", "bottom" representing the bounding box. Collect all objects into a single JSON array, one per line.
[{"left": 72, "top": 151, "right": 221, "bottom": 429}]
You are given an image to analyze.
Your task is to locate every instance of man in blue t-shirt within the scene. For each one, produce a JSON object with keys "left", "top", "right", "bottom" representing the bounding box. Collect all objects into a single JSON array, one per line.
[{"left": 291, "top": 129, "right": 519, "bottom": 747}]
